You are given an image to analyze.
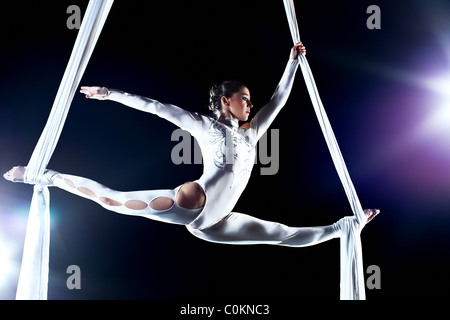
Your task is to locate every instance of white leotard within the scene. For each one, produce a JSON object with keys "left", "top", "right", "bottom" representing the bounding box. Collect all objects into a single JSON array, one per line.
[{"left": 107, "top": 58, "right": 299, "bottom": 230}]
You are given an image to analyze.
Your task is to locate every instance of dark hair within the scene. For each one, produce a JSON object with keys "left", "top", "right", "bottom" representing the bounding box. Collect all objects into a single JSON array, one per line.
[{"left": 208, "top": 80, "right": 247, "bottom": 119}]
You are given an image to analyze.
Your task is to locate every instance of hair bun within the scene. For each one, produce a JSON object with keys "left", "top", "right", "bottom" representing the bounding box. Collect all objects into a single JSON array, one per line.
[
  {"left": 209, "top": 84, "right": 218, "bottom": 99},
  {"left": 208, "top": 84, "right": 219, "bottom": 111}
]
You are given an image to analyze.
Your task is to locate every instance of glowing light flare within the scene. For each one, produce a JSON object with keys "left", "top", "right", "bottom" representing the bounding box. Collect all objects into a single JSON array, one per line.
[
  {"left": 0, "top": 218, "right": 22, "bottom": 299},
  {"left": 419, "top": 75, "right": 450, "bottom": 97},
  {"left": 420, "top": 101, "right": 450, "bottom": 135},
  {"left": 0, "top": 237, "right": 17, "bottom": 287},
  {"left": 0, "top": 200, "right": 32, "bottom": 298},
  {"left": 0, "top": 195, "right": 63, "bottom": 299},
  {"left": 413, "top": 1, "right": 450, "bottom": 141},
  {"left": 357, "top": 64, "right": 450, "bottom": 198},
  {"left": 412, "top": 73, "right": 450, "bottom": 144}
]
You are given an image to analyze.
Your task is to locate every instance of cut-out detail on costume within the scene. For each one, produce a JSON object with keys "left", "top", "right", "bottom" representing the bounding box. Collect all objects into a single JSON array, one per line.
[
  {"left": 64, "top": 178, "right": 76, "bottom": 188},
  {"left": 99, "top": 197, "right": 122, "bottom": 207},
  {"left": 176, "top": 182, "right": 206, "bottom": 210},
  {"left": 124, "top": 200, "right": 148, "bottom": 210},
  {"left": 78, "top": 187, "right": 97, "bottom": 197},
  {"left": 150, "top": 197, "right": 174, "bottom": 211}
]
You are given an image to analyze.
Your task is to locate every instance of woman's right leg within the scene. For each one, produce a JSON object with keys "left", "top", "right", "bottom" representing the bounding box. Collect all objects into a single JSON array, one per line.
[
  {"left": 53, "top": 172, "right": 204, "bottom": 225},
  {"left": 4, "top": 166, "right": 203, "bottom": 225}
]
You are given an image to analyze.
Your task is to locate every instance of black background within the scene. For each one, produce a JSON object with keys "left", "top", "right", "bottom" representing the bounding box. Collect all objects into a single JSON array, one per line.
[{"left": 1, "top": 0, "right": 450, "bottom": 302}]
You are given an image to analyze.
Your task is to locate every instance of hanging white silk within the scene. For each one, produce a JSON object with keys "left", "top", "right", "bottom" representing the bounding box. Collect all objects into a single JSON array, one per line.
[
  {"left": 282, "top": 0, "right": 366, "bottom": 300},
  {"left": 17, "top": 0, "right": 114, "bottom": 300}
]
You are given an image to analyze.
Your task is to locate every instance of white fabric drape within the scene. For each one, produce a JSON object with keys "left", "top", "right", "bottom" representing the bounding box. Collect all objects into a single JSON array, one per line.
[
  {"left": 17, "top": 0, "right": 114, "bottom": 300},
  {"left": 283, "top": 0, "right": 366, "bottom": 300}
]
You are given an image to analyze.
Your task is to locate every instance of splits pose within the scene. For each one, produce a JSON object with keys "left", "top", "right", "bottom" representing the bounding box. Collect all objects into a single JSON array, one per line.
[{"left": 4, "top": 43, "right": 379, "bottom": 247}]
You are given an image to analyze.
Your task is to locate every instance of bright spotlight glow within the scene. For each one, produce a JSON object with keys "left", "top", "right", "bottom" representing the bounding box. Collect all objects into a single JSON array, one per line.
[
  {"left": 414, "top": 73, "right": 450, "bottom": 141},
  {"left": 0, "top": 239, "right": 16, "bottom": 287},
  {"left": 425, "top": 101, "right": 450, "bottom": 133},
  {"left": 0, "top": 199, "right": 30, "bottom": 299},
  {"left": 421, "top": 75, "right": 450, "bottom": 97}
]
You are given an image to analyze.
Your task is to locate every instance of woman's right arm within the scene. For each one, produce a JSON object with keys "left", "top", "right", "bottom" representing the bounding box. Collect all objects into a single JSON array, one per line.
[{"left": 80, "top": 86, "right": 201, "bottom": 131}]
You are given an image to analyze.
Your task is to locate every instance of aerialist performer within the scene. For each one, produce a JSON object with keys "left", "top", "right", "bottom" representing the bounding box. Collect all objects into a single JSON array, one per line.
[{"left": 4, "top": 42, "right": 379, "bottom": 247}]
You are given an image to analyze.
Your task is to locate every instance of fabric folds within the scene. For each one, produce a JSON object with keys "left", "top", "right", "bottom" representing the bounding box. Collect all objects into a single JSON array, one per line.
[
  {"left": 17, "top": 0, "right": 114, "bottom": 300},
  {"left": 283, "top": 0, "right": 366, "bottom": 300}
]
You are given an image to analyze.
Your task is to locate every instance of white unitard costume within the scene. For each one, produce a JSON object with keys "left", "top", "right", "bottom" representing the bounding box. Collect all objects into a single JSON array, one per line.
[{"left": 35, "top": 57, "right": 354, "bottom": 247}]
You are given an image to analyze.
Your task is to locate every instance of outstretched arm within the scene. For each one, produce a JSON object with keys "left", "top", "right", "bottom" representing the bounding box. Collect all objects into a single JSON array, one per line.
[
  {"left": 250, "top": 42, "right": 305, "bottom": 141},
  {"left": 80, "top": 87, "right": 201, "bottom": 131}
]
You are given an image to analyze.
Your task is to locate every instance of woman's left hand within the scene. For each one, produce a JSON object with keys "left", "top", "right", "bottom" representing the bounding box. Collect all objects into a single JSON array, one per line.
[{"left": 290, "top": 42, "right": 306, "bottom": 60}]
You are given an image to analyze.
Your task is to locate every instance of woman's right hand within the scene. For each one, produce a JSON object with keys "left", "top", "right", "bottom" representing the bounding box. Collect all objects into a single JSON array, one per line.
[{"left": 80, "top": 86, "right": 109, "bottom": 99}]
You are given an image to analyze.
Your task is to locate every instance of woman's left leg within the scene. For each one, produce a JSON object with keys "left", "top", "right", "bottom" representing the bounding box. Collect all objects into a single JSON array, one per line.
[{"left": 186, "top": 212, "right": 347, "bottom": 247}]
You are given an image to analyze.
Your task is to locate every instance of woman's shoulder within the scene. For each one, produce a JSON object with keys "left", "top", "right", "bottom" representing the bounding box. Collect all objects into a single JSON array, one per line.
[{"left": 239, "top": 122, "right": 251, "bottom": 130}]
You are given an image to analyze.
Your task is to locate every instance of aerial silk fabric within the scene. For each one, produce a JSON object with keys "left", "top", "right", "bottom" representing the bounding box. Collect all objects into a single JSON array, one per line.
[
  {"left": 17, "top": 0, "right": 114, "bottom": 300},
  {"left": 283, "top": 0, "right": 366, "bottom": 300}
]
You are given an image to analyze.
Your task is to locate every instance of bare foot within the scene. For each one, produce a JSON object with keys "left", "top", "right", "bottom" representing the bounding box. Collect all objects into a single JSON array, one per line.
[
  {"left": 364, "top": 209, "right": 380, "bottom": 224},
  {"left": 3, "top": 166, "right": 26, "bottom": 183},
  {"left": 335, "top": 209, "right": 380, "bottom": 232},
  {"left": 80, "top": 86, "right": 109, "bottom": 99}
]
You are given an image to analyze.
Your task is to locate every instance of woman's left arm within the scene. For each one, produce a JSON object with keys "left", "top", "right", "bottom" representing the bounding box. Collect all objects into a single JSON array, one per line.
[{"left": 250, "top": 42, "right": 305, "bottom": 141}]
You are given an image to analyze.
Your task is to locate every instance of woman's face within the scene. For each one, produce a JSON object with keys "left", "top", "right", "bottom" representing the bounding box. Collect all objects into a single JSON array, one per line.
[{"left": 223, "top": 87, "right": 253, "bottom": 122}]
